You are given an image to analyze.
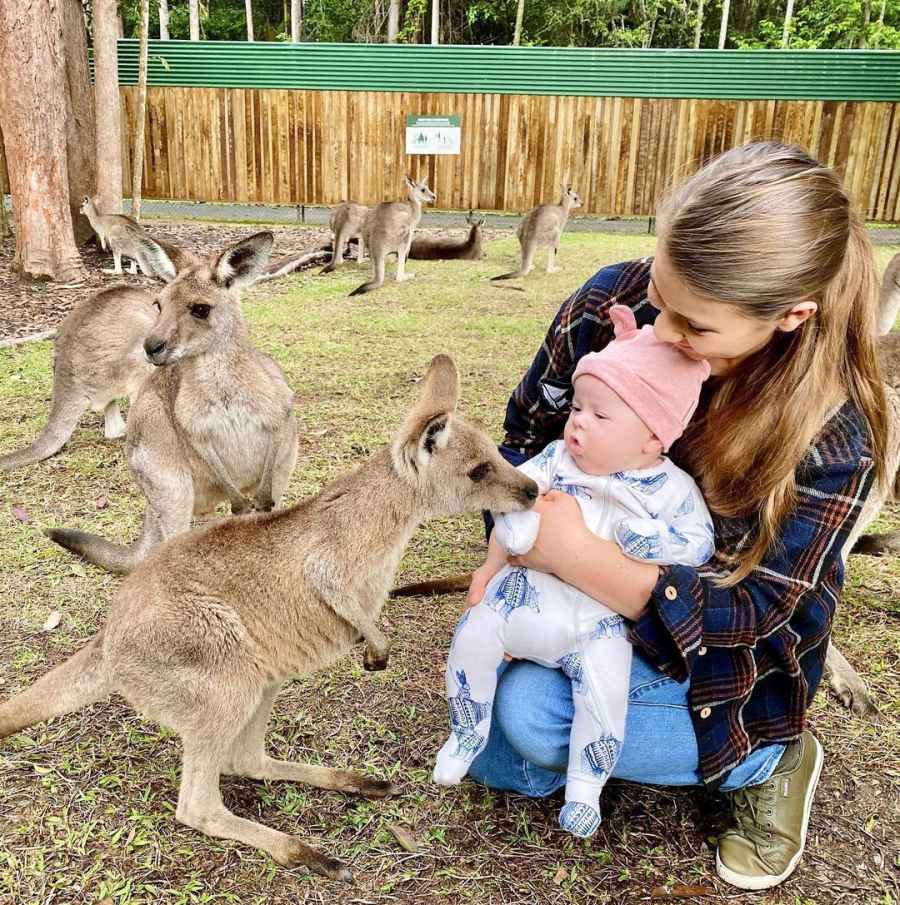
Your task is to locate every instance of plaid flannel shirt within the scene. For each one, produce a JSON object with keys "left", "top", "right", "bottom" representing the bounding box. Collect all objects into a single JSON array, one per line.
[{"left": 501, "top": 258, "right": 876, "bottom": 785}]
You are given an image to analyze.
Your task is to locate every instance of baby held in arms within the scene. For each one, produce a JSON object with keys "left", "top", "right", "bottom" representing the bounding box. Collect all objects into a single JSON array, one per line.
[{"left": 434, "top": 304, "right": 716, "bottom": 838}]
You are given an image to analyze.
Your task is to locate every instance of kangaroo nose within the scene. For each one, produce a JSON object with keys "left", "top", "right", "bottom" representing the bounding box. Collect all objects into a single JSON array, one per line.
[
  {"left": 144, "top": 337, "right": 166, "bottom": 357},
  {"left": 524, "top": 481, "right": 539, "bottom": 501}
]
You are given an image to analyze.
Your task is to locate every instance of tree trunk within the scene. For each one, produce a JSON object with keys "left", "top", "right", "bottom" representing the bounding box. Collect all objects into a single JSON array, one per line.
[
  {"left": 781, "top": 0, "right": 794, "bottom": 46},
  {"left": 245, "top": 0, "right": 254, "bottom": 41},
  {"left": 291, "top": 0, "right": 302, "bottom": 41},
  {"left": 387, "top": 0, "right": 400, "bottom": 41},
  {"left": 94, "top": 0, "right": 123, "bottom": 214},
  {"left": 131, "top": 0, "right": 150, "bottom": 221},
  {"left": 62, "top": 0, "right": 96, "bottom": 245},
  {"left": 694, "top": 0, "right": 703, "bottom": 47},
  {"left": 0, "top": 1, "right": 86, "bottom": 281},
  {"left": 859, "top": 0, "right": 871, "bottom": 47},
  {"left": 159, "top": 0, "right": 169, "bottom": 39},
  {"left": 189, "top": 0, "right": 200, "bottom": 40},
  {"left": 717, "top": 0, "right": 730, "bottom": 48},
  {"left": 431, "top": 0, "right": 439, "bottom": 44},
  {"left": 513, "top": 0, "right": 525, "bottom": 45}
]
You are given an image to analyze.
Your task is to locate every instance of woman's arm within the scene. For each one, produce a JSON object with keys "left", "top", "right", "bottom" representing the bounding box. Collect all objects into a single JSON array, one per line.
[{"left": 507, "top": 491, "right": 659, "bottom": 620}]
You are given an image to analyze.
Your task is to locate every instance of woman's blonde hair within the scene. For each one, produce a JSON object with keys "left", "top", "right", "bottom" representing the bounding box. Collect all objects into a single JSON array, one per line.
[{"left": 657, "top": 141, "right": 889, "bottom": 586}]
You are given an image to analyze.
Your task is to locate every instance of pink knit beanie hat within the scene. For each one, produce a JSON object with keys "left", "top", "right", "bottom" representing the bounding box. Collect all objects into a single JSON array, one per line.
[{"left": 572, "top": 304, "right": 711, "bottom": 451}]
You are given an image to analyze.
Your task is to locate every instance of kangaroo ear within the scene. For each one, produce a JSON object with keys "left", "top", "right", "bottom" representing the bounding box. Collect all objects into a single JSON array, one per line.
[
  {"left": 405, "top": 174, "right": 416, "bottom": 188},
  {"left": 213, "top": 232, "right": 274, "bottom": 289},
  {"left": 138, "top": 237, "right": 177, "bottom": 283},
  {"left": 391, "top": 355, "right": 459, "bottom": 476}
]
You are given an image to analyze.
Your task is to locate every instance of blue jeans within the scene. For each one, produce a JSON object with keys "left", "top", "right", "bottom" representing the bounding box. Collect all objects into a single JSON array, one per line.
[{"left": 469, "top": 653, "right": 784, "bottom": 797}]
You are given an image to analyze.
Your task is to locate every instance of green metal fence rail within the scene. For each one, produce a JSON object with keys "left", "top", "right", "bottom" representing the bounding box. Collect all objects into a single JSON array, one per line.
[{"left": 116, "top": 40, "right": 900, "bottom": 101}]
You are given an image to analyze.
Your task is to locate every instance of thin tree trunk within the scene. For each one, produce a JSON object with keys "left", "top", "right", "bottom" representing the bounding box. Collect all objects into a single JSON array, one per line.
[
  {"left": 859, "top": 0, "right": 871, "bottom": 47},
  {"left": 94, "top": 0, "right": 123, "bottom": 214},
  {"left": 189, "top": 0, "right": 200, "bottom": 40},
  {"left": 431, "top": 0, "right": 439, "bottom": 44},
  {"left": 62, "top": 0, "right": 96, "bottom": 245},
  {"left": 781, "top": 0, "right": 794, "bottom": 46},
  {"left": 694, "top": 0, "right": 703, "bottom": 47},
  {"left": 387, "top": 0, "right": 400, "bottom": 41},
  {"left": 717, "top": 0, "right": 730, "bottom": 48},
  {"left": 291, "top": 0, "right": 302, "bottom": 41},
  {"left": 131, "top": 0, "right": 150, "bottom": 221},
  {"left": 513, "top": 0, "right": 525, "bottom": 45},
  {"left": 0, "top": 1, "right": 86, "bottom": 281},
  {"left": 159, "top": 0, "right": 169, "bottom": 39},
  {"left": 245, "top": 0, "right": 254, "bottom": 41}
]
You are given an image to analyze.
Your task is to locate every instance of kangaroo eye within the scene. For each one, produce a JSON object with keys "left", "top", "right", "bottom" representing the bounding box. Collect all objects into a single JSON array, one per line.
[
  {"left": 153, "top": 300, "right": 161, "bottom": 313},
  {"left": 469, "top": 463, "right": 492, "bottom": 482},
  {"left": 190, "top": 304, "right": 211, "bottom": 320}
]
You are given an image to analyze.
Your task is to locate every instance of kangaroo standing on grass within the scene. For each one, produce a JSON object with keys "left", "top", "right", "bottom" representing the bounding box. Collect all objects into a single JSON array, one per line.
[
  {"left": 46, "top": 232, "right": 299, "bottom": 575},
  {"left": 408, "top": 211, "right": 486, "bottom": 261},
  {"left": 492, "top": 185, "right": 582, "bottom": 281},
  {"left": 320, "top": 201, "right": 369, "bottom": 274},
  {"left": 350, "top": 176, "right": 436, "bottom": 296},
  {"left": 80, "top": 196, "right": 173, "bottom": 277},
  {"left": 0, "top": 355, "right": 538, "bottom": 882}
]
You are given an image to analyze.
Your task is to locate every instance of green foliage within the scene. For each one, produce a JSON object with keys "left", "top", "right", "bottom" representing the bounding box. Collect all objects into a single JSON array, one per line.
[{"left": 112, "top": 0, "right": 900, "bottom": 50}]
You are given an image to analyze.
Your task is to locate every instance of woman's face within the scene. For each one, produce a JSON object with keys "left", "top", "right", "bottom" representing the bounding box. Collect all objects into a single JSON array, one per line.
[{"left": 648, "top": 245, "right": 816, "bottom": 376}]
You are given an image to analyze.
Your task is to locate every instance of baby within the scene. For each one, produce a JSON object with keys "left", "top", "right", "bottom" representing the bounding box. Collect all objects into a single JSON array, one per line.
[{"left": 433, "top": 305, "right": 715, "bottom": 838}]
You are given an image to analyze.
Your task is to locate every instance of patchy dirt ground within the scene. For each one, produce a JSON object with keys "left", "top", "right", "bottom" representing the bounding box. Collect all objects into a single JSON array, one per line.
[
  {"left": 0, "top": 221, "right": 508, "bottom": 343},
  {"left": 0, "top": 231, "right": 897, "bottom": 905}
]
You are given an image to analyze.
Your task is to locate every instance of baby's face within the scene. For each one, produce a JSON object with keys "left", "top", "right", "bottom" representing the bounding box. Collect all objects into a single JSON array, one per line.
[{"left": 564, "top": 375, "right": 660, "bottom": 475}]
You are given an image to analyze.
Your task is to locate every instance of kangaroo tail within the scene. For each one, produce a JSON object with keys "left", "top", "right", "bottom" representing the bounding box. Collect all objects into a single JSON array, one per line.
[
  {"left": 852, "top": 530, "right": 900, "bottom": 557},
  {"left": 46, "top": 508, "right": 157, "bottom": 575},
  {"left": 390, "top": 572, "right": 474, "bottom": 598},
  {"left": 349, "top": 280, "right": 381, "bottom": 296},
  {"left": 490, "top": 271, "right": 524, "bottom": 282},
  {"left": 0, "top": 631, "right": 113, "bottom": 740},
  {"left": 0, "top": 393, "right": 85, "bottom": 472}
]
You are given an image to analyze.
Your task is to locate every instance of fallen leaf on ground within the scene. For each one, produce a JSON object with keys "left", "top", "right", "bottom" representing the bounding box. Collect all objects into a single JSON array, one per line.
[
  {"left": 11, "top": 506, "right": 29, "bottom": 523},
  {"left": 386, "top": 822, "right": 420, "bottom": 853},
  {"left": 650, "top": 885, "right": 715, "bottom": 898},
  {"left": 96, "top": 495, "right": 110, "bottom": 510},
  {"left": 42, "top": 611, "right": 62, "bottom": 632},
  {"left": 553, "top": 865, "right": 568, "bottom": 885}
]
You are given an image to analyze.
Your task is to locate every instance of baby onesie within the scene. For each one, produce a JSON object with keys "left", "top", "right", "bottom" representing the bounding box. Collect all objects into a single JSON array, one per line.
[{"left": 434, "top": 439, "right": 715, "bottom": 838}]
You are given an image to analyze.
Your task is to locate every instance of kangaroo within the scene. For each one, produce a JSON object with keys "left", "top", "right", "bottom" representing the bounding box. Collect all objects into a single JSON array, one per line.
[
  {"left": 80, "top": 196, "right": 175, "bottom": 277},
  {"left": 0, "top": 355, "right": 538, "bottom": 882},
  {"left": 46, "top": 232, "right": 299, "bottom": 575},
  {"left": 879, "top": 251, "right": 900, "bottom": 334},
  {"left": 492, "top": 185, "right": 583, "bottom": 281},
  {"left": 0, "top": 241, "right": 187, "bottom": 473},
  {"left": 349, "top": 176, "right": 436, "bottom": 296},
  {"left": 320, "top": 201, "right": 369, "bottom": 274},
  {"left": 408, "top": 211, "right": 486, "bottom": 261}
]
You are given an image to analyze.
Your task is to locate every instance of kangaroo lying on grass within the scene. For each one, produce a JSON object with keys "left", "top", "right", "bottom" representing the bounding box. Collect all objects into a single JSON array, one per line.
[
  {"left": 408, "top": 211, "right": 486, "bottom": 261},
  {"left": 320, "top": 201, "right": 369, "bottom": 274},
  {"left": 0, "top": 240, "right": 193, "bottom": 472},
  {"left": 46, "top": 232, "right": 299, "bottom": 575},
  {"left": 0, "top": 355, "right": 538, "bottom": 882},
  {"left": 350, "top": 176, "right": 436, "bottom": 296},
  {"left": 492, "top": 185, "right": 582, "bottom": 281}
]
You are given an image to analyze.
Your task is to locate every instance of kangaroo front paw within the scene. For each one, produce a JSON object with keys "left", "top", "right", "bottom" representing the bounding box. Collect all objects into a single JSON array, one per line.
[
  {"left": 363, "top": 645, "right": 389, "bottom": 671},
  {"left": 230, "top": 496, "right": 256, "bottom": 516},
  {"left": 254, "top": 495, "right": 275, "bottom": 513}
]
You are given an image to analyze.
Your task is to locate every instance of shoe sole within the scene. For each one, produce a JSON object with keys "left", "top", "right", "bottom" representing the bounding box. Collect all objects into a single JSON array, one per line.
[{"left": 715, "top": 734, "right": 824, "bottom": 892}]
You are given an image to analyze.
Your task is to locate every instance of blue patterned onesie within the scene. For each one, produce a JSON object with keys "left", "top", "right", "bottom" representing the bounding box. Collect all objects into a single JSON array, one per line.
[{"left": 434, "top": 440, "right": 715, "bottom": 838}]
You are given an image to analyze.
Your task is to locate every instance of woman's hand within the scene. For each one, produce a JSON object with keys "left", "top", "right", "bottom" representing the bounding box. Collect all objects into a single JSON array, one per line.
[{"left": 507, "top": 490, "right": 590, "bottom": 576}]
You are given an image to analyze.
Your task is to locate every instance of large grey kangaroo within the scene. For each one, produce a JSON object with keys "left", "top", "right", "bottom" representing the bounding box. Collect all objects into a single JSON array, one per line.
[
  {"left": 46, "top": 232, "right": 299, "bottom": 575},
  {"left": 492, "top": 184, "right": 582, "bottom": 281},
  {"left": 0, "top": 355, "right": 539, "bottom": 882},
  {"left": 350, "top": 176, "right": 436, "bottom": 296},
  {"left": 0, "top": 244, "right": 195, "bottom": 473},
  {"left": 320, "top": 201, "right": 369, "bottom": 274}
]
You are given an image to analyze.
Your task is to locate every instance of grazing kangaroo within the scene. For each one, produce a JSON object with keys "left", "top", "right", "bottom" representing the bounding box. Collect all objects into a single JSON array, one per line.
[
  {"left": 0, "top": 240, "right": 189, "bottom": 473},
  {"left": 408, "top": 211, "right": 486, "bottom": 261},
  {"left": 320, "top": 201, "right": 369, "bottom": 274},
  {"left": 46, "top": 232, "right": 299, "bottom": 575},
  {"left": 349, "top": 176, "right": 436, "bottom": 296},
  {"left": 80, "top": 196, "right": 174, "bottom": 278},
  {"left": 0, "top": 355, "right": 538, "bottom": 882},
  {"left": 492, "top": 185, "right": 582, "bottom": 281}
]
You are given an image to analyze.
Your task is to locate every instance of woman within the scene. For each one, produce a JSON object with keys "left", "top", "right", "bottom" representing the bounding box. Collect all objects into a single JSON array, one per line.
[{"left": 466, "top": 141, "right": 890, "bottom": 891}]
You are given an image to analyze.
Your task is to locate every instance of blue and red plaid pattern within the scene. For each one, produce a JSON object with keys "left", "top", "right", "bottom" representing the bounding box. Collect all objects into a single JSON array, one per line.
[{"left": 500, "top": 259, "right": 876, "bottom": 784}]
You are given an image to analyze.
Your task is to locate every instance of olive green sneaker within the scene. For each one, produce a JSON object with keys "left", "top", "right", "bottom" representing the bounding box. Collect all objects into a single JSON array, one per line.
[{"left": 716, "top": 730, "right": 824, "bottom": 891}]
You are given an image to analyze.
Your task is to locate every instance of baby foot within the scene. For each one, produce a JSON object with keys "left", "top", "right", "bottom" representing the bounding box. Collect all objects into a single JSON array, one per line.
[
  {"left": 432, "top": 737, "right": 472, "bottom": 786},
  {"left": 559, "top": 801, "right": 601, "bottom": 838}
]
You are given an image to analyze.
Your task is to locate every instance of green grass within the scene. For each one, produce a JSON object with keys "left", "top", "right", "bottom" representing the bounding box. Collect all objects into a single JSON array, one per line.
[{"left": 0, "top": 233, "right": 898, "bottom": 905}]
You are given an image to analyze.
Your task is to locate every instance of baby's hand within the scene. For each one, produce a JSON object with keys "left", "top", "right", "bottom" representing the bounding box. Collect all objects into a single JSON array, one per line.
[{"left": 466, "top": 562, "right": 498, "bottom": 608}]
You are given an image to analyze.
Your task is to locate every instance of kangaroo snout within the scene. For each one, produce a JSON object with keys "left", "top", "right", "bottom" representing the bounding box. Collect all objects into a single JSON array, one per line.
[{"left": 144, "top": 336, "right": 169, "bottom": 365}]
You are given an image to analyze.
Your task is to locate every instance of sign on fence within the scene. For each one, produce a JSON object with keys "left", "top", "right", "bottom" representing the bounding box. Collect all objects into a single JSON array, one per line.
[{"left": 406, "top": 115, "right": 461, "bottom": 155}]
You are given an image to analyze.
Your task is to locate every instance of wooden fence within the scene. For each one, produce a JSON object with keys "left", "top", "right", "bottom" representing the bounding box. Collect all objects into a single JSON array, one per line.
[{"left": 119, "top": 87, "right": 900, "bottom": 220}]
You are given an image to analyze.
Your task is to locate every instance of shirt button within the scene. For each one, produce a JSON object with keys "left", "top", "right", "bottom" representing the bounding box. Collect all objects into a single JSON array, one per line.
[
  {"left": 664, "top": 585, "right": 678, "bottom": 601},
  {"left": 699, "top": 646, "right": 708, "bottom": 656},
  {"left": 700, "top": 706, "right": 712, "bottom": 719}
]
